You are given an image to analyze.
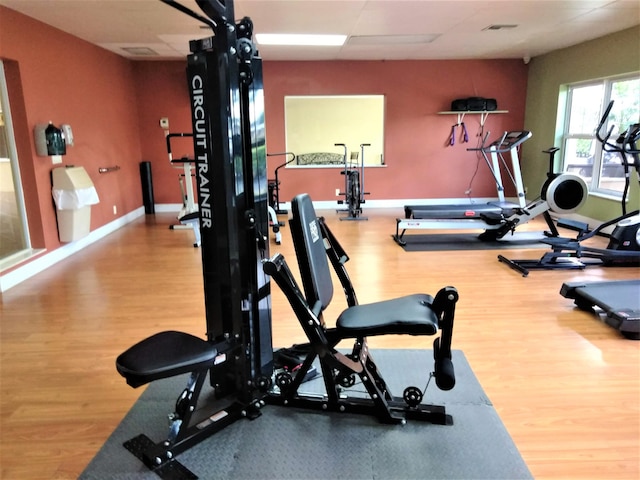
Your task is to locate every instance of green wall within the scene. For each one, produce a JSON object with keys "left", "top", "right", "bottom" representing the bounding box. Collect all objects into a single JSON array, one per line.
[{"left": 523, "top": 25, "right": 640, "bottom": 222}]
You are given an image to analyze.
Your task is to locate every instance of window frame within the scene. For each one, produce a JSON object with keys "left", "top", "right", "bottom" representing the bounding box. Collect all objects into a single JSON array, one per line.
[{"left": 561, "top": 73, "right": 639, "bottom": 200}]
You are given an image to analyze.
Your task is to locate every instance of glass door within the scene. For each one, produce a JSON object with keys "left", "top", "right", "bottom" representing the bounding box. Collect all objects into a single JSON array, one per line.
[{"left": 0, "top": 60, "right": 31, "bottom": 267}]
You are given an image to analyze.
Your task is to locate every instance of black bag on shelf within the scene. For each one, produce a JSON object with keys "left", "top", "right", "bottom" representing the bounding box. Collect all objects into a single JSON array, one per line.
[{"left": 451, "top": 97, "right": 497, "bottom": 111}]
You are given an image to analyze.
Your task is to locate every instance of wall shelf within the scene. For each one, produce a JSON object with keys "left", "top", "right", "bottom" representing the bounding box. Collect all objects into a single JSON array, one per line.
[{"left": 438, "top": 110, "right": 509, "bottom": 126}]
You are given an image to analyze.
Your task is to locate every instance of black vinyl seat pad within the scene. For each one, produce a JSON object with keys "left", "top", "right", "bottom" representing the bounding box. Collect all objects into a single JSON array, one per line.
[
  {"left": 337, "top": 293, "right": 438, "bottom": 336},
  {"left": 116, "top": 331, "right": 217, "bottom": 387}
]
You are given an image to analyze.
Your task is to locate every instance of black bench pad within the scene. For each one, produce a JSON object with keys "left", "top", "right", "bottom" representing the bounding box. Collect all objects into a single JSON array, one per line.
[
  {"left": 116, "top": 331, "right": 217, "bottom": 388},
  {"left": 337, "top": 294, "right": 438, "bottom": 336}
]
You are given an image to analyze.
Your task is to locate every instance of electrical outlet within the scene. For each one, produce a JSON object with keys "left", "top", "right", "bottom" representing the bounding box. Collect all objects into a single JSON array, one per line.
[
  {"left": 336, "top": 188, "right": 340, "bottom": 196},
  {"left": 113, "top": 205, "right": 117, "bottom": 215}
]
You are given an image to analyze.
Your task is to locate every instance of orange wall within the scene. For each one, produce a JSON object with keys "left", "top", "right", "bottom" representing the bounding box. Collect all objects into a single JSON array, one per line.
[
  {"left": 133, "top": 59, "right": 528, "bottom": 205},
  {"left": 0, "top": 5, "right": 529, "bottom": 267},
  {"left": 0, "top": 6, "right": 142, "bottom": 252},
  {"left": 132, "top": 62, "right": 193, "bottom": 204},
  {"left": 263, "top": 60, "right": 528, "bottom": 202}
]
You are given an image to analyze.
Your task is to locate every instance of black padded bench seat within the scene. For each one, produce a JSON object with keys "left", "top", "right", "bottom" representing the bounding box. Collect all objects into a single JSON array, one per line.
[
  {"left": 337, "top": 293, "right": 438, "bottom": 336},
  {"left": 116, "top": 331, "right": 217, "bottom": 388}
]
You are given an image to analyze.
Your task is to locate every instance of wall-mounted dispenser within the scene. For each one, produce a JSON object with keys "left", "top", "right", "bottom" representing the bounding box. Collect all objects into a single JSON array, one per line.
[
  {"left": 34, "top": 122, "right": 66, "bottom": 156},
  {"left": 61, "top": 124, "right": 74, "bottom": 147}
]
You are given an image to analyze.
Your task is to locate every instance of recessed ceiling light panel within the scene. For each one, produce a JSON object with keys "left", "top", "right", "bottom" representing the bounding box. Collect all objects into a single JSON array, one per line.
[
  {"left": 347, "top": 34, "right": 440, "bottom": 46},
  {"left": 255, "top": 34, "right": 347, "bottom": 46}
]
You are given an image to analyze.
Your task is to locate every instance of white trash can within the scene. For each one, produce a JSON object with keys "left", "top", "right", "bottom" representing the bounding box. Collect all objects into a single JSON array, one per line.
[{"left": 51, "top": 166, "right": 100, "bottom": 242}]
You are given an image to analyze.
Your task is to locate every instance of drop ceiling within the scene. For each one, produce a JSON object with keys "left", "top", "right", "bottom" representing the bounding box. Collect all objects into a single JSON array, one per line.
[{"left": 1, "top": 0, "right": 638, "bottom": 61}]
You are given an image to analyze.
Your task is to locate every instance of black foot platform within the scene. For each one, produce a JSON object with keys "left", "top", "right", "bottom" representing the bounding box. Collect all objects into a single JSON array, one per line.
[{"left": 560, "top": 280, "right": 640, "bottom": 340}]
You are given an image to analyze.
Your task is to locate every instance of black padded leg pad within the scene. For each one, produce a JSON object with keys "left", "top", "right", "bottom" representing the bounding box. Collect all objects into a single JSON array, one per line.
[
  {"left": 116, "top": 331, "right": 217, "bottom": 388},
  {"left": 435, "top": 356, "right": 456, "bottom": 391}
]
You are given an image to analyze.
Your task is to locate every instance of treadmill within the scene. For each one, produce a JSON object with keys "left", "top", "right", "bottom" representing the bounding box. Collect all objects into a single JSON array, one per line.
[
  {"left": 560, "top": 280, "right": 640, "bottom": 340},
  {"left": 405, "top": 130, "right": 531, "bottom": 220}
]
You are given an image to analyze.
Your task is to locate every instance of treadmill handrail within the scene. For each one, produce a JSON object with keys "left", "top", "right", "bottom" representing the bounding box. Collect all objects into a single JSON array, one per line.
[
  {"left": 466, "top": 131, "right": 531, "bottom": 154},
  {"left": 488, "top": 131, "right": 531, "bottom": 153}
]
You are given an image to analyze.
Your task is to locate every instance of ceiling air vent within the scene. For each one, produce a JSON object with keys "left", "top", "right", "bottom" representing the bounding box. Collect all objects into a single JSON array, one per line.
[
  {"left": 483, "top": 25, "right": 518, "bottom": 31},
  {"left": 121, "top": 47, "right": 159, "bottom": 56}
]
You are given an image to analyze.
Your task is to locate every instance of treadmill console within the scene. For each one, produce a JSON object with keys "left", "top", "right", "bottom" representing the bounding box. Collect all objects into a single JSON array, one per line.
[{"left": 488, "top": 131, "right": 532, "bottom": 152}]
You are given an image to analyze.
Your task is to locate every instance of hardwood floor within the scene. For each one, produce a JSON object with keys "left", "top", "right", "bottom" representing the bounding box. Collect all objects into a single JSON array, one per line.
[{"left": 1, "top": 209, "right": 638, "bottom": 479}]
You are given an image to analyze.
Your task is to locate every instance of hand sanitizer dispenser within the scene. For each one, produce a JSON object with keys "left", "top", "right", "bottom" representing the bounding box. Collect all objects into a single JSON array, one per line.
[{"left": 34, "top": 122, "right": 66, "bottom": 156}]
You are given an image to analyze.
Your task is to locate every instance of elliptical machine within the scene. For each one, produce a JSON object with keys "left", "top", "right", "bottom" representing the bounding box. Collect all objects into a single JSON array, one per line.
[
  {"left": 498, "top": 100, "right": 640, "bottom": 276},
  {"left": 267, "top": 151, "right": 296, "bottom": 215},
  {"left": 335, "top": 142, "right": 370, "bottom": 220}
]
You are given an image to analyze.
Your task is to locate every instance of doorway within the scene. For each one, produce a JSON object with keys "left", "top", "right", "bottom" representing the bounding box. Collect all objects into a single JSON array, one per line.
[{"left": 0, "top": 60, "right": 31, "bottom": 269}]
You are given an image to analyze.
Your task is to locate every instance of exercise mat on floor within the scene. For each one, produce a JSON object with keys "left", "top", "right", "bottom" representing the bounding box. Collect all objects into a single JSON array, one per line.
[
  {"left": 80, "top": 349, "right": 532, "bottom": 480},
  {"left": 396, "top": 231, "right": 548, "bottom": 252}
]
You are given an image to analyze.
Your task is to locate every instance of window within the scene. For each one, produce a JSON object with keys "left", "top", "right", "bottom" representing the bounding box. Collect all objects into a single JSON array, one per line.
[{"left": 562, "top": 74, "right": 639, "bottom": 198}]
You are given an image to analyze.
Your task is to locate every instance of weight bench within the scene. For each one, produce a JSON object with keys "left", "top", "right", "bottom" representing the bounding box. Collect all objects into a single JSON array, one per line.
[
  {"left": 115, "top": 331, "right": 261, "bottom": 471},
  {"left": 263, "top": 193, "right": 459, "bottom": 424}
]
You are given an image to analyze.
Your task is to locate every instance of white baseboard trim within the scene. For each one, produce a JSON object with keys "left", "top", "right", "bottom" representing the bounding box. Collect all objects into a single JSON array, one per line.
[
  {"left": 156, "top": 198, "right": 512, "bottom": 213},
  {"left": 155, "top": 203, "right": 183, "bottom": 213},
  {"left": 2, "top": 201, "right": 614, "bottom": 292},
  {"left": 0, "top": 207, "right": 145, "bottom": 292}
]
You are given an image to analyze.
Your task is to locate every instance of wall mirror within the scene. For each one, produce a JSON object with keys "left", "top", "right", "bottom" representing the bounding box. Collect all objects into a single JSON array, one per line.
[{"left": 284, "top": 95, "right": 385, "bottom": 167}]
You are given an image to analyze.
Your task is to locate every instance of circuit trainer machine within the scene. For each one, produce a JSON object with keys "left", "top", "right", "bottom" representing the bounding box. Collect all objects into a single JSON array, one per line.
[
  {"left": 263, "top": 193, "right": 459, "bottom": 423},
  {"left": 116, "top": 0, "right": 273, "bottom": 472},
  {"left": 115, "top": 0, "right": 461, "bottom": 475}
]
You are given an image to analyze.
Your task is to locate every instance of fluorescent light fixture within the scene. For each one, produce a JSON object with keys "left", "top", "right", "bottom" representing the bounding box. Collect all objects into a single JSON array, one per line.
[
  {"left": 255, "top": 33, "right": 347, "bottom": 46},
  {"left": 348, "top": 34, "right": 440, "bottom": 46}
]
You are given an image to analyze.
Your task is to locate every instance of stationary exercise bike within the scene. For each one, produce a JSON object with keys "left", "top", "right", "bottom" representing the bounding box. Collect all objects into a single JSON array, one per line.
[
  {"left": 335, "top": 143, "right": 370, "bottom": 220},
  {"left": 498, "top": 100, "right": 640, "bottom": 276}
]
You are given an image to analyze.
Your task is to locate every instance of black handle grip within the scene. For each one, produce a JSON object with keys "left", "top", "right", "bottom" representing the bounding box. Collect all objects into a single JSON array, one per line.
[
  {"left": 434, "top": 356, "right": 455, "bottom": 391},
  {"left": 596, "top": 100, "right": 614, "bottom": 142}
]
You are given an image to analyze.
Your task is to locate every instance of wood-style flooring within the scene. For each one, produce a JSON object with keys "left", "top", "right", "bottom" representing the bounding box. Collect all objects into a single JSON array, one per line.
[{"left": 1, "top": 209, "right": 638, "bottom": 479}]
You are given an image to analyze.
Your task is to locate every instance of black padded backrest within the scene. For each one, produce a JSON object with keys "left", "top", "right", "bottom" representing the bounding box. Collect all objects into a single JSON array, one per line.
[{"left": 290, "top": 194, "right": 334, "bottom": 312}]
